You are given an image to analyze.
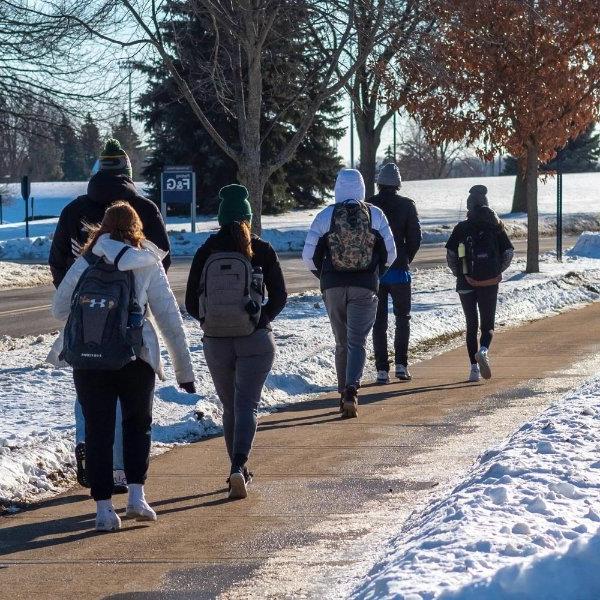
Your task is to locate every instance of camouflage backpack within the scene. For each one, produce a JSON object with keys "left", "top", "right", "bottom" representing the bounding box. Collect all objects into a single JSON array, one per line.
[{"left": 327, "top": 201, "right": 376, "bottom": 271}]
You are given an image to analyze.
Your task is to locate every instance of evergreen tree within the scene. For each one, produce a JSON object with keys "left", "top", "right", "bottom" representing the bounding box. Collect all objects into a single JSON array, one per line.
[
  {"left": 137, "top": 0, "right": 343, "bottom": 215},
  {"left": 503, "top": 123, "right": 600, "bottom": 175},
  {"left": 111, "top": 113, "right": 146, "bottom": 179},
  {"left": 55, "top": 115, "right": 86, "bottom": 181},
  {"left": 80, "top": 113, "right": 102, "bottom": 175}
]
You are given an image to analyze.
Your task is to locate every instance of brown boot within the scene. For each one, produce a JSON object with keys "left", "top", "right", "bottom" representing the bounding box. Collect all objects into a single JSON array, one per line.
[{"left": 341, "top": 385, "right": 358, "bottom": 419}]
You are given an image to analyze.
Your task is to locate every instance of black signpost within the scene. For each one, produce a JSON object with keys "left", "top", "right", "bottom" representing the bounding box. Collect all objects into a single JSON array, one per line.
[
  {"left": 0, "top": 193, "right": 3, "bottom": 225},
  {"left": 556, "top": 152, "right": 563, "bottom": 262},
  {"left": 21, "top": 175, "right": 31, "bottom": 238}
]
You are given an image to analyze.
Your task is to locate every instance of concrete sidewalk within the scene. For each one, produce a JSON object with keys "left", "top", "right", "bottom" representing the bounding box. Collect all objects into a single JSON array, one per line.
[{"left": 1, "top": 301, "right": 599, "bottom": 599}]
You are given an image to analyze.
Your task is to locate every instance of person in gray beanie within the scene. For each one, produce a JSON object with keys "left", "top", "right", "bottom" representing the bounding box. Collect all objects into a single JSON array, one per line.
[{"left": 368, "top": 163, "right": 421, "bottom": 384}]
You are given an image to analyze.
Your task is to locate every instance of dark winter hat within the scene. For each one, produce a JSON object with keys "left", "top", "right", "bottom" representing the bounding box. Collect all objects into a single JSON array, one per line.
[
  {"left": 98, "top": 138, "right": 133, "bottom": 178},
  {"left": 218, "top": 184, "right": 252, "bottom": 227},
  {"left": 467, "top": 184, "right": 489, "bottom": 211},
  {"left": 377, "top": 163, "right": 402, "bottom": 187}
]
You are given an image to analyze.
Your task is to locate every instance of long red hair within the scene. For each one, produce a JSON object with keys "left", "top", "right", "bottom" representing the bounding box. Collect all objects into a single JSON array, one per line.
[{"left": 82, "top": 201, "right": 145, "bottom": 253}]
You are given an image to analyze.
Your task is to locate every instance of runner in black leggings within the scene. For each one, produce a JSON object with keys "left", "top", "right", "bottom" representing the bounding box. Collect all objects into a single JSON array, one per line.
[{"left": 446, "top": 185, "right": 514, "bottom": 382}]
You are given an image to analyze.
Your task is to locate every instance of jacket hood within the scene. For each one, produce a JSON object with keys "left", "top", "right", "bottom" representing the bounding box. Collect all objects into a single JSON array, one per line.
[
  {"left": 92, "top": 234, "right": 168, "bottom": 271},
  {"left": 87, "top": 171, "right": 139, "bottom": 205},
  {"left": 467, "top": 205, "right": 503, "bottom": 229},
  {"left": 334, "top": 169, "right": 365, "bottom": 203}
]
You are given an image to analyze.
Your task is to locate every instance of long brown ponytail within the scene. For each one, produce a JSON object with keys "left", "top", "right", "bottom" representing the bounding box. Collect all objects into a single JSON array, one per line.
[{"left": 229, "top": 220, "right": 254, "bottom": 259}]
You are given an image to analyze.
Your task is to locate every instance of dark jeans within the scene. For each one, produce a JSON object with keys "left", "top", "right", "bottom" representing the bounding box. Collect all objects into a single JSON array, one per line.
[
  {"left": 373, "top": 283, "right": 411, "bottom": 371},
  {"left": 459, "top": 285, "right": 499, "bottom": 364},
  {"left": 74, "top": 359, "right": 156, "bottom": 501}
]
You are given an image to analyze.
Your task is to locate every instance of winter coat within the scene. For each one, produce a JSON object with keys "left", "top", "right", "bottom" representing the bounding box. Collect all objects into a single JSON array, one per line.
[
  {"left": 367, "top": 189, "right": 421, "bottom": 270},
  {"left": 445, "top": 206, "right": 514, "bottom": 292},
  {"left": 302, "top": 199, "right": 397, "bottom": 292},
  {"left": 48, "top": 172, "right": 171, "bottom": 288},
  {"left": 185, "top": 228, "right": 288, "bottom": 330},
  {"left": 48, "top": 234, "right": 194, "bottom": 384}
]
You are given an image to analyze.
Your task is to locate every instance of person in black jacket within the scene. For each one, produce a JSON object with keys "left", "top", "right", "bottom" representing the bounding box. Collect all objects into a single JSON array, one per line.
[
  {"left": 368, "top": 163, "right": 422, "bottom": 384},
  {"left": 186, "top": 184, "right": 287, "bottom": 500},
  {"left": 49, "top": 139, "right": 170, "bottom": 287},
  {"left": 445, "top": 185, "right": 514, "bottom": 383},
  {"left": 48, "top": 138, "right": 171, "bottom": 495}
]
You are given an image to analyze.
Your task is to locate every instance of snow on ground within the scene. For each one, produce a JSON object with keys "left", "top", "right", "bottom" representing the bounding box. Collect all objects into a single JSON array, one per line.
[
  {"left": 1, "top": 173, "right": 599, "bottom": 259},
  {"left": 352, "top": 374, "right": 600, "bottom": 600},
  {"left": 0, "top": 261, "right": 51, "bottom": 289},
  {"left": 1, "top": 248, "right": 600, "bottom": 507}
]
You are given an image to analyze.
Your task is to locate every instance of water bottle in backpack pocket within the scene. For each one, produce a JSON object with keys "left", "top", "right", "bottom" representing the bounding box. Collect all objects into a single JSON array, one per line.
[
  {"left": 60, "top": 253, "right": 144, "bottom": 370},
  {"left": 463, "top": 226, "right": 502, "bottom": 282},
  {"left": 198, "top": 252, "right": 263, "bottom": 337},
  {"left": 327, "top": 201, "right": 377, "bottom": 271}
]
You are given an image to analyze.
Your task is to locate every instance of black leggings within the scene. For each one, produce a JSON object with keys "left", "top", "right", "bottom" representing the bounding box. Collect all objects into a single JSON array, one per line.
[
  {"left": 74, "top": 359, "right": 155, "bottom": 501},
  {"left": 459, "top": 286, "right": 499, "bottom": 364}
]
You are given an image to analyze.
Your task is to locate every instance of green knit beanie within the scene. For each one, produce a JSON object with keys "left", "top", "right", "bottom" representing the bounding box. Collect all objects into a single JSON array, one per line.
[
  {"left": 217, "top": 184, "right": 252, "bottom": 227},
  {"left": 99, "top": 138, "right": 133, "bottom": 178}
]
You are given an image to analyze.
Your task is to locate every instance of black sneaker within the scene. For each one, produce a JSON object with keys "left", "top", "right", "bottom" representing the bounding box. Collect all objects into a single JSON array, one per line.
[
  {"left": 75, "top": 442, "right": 89, "bottom": 488},
  {"left": 242, "top": 467, "right": 253, "bottom": 485}
]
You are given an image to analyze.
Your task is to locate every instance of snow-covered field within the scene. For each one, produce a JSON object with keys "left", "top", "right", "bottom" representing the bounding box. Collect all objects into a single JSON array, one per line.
[
  {"left": 1, "top": 174, "right": 599, "bottom": 259},
  {"left": 353, "top": 374, "right": 600, "bottom": 600},
  {"left": 0, "top": 261, "right": 52, "bottom": 289},
  {"left": 2, "top": 242, "right": 600, "bottom": 508}
]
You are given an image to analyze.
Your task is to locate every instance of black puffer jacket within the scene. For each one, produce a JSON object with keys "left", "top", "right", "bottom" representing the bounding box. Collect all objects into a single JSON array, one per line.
[
  {"left": 48, "top": 172, "right": 170, "bottom": 287},
  {"left": 185, "top": 228, "right": 287, "bottom": 330},
  {"left": 368, "top": 189, "right": 421, "bottom": 269}
]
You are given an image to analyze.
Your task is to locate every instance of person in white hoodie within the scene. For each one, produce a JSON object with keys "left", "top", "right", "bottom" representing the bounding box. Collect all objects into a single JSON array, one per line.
[
  {"left": 50, "top": 201, "right": 195, "bottom": 532},
  {"left": 302, "top": 169, "right": 396, "bottom": 417}
]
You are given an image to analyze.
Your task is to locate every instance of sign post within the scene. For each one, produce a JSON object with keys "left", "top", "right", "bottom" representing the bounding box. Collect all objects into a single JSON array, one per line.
[
  {"left": 556, "top": 153, "right": 563, "bottom": 262},
  {"left": 21, "top": 175, "right": 31, "bottom": 238},
  {"left": 0, "top": 193, "right": 3, "bottom": 225},
  {"left": 160, "top": 166, "right": 197, "bottom": 234}
]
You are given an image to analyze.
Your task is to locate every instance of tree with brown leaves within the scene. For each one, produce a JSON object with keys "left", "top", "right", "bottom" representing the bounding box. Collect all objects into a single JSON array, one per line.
[{"left": 402, "top": 0, "right": 600, "bottom": 272}]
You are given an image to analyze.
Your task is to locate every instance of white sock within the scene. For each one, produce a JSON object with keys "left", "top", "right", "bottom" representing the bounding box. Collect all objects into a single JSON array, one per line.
[
  {"left": 128, "top": 483, "right": 146, "bottom": 506},
  {"left": 480, "top": 346, "right": 488, "bottom": 353}
]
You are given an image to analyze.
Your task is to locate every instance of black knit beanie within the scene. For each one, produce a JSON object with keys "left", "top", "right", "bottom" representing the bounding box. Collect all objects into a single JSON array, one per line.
[{"left": 467, "top": 185, "right": 489, "bottom": 211}]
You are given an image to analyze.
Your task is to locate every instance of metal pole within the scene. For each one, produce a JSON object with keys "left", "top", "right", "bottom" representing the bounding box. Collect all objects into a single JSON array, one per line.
[
  {"left": 556, "top": 152, "right": 563, "bottom": 262},
  {"left": 191, "top": 172, "right": 197, "bottom": 234},
  {"left": 393, "top": 111, "right": 397, "bottom": 162},
  {"left": 25, "top": 194, "right": 29, "bottom": 238},
  {"left": 128, "top": 69, "right": 133, "bottom": 124},
  {"left": 0, "top": 194, "right": 3, "bottom": 225},
  {"left": 349, "top": 99, "right": 355, "bottom": 169}
]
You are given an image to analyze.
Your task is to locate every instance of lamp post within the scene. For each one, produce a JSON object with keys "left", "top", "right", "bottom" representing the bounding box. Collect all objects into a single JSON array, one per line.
[{"left": 119, "top": 60, "right": 135, "bottom": 124}]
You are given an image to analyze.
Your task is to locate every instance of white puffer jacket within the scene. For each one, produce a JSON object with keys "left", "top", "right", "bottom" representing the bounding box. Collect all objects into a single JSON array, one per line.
[{"left": 48, "top": 234, "right": 195, "bottom": 384}]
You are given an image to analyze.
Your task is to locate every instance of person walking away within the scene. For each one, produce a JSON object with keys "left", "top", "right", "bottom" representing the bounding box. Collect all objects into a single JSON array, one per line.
[
  {"left": 445, "top": 185, "right": 514, "bottom": 382},
  {"left": 48, "top": 138, "right": 171, "bottom": 495},
  {"left": 302, "top": 168, "right": 396, "bottom": 418},
  {"left": 50, "top": 202, "right": 195, "bottom": 531},
  {"left": 368, "top": 163, "right": 421, "bottom": 384},
  {"left": 185, "top": 184, "right": 287, "bottom": 500}
]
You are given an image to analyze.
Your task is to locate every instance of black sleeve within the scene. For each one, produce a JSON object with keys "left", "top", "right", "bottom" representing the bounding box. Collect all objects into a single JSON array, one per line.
[
  {"left": 262, "top": 244, "right": 288, "bottom": 322},
  {"left": 498, "top": 229, "right": 514, "bottom": 252},
  {"left": 143, "top": 203, "right": 171, "bottom": 273},
  {"left": 184, "top": 244, "right": 212, "bottom": 320},
  {"left": 312, "top": 236, "right": 326, "bottom": 278},
  {"left": 48, "top": 209, "right": 72, "bottom": 288},
  {"left": 445, "top": 224, "right": 461, "bottom": 253},
  {"left": 405, "top": 202, "right": 422, "bottom": 263}
]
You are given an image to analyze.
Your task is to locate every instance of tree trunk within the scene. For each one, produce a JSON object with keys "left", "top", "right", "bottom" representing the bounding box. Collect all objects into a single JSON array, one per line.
[
  {"left": 511, "top": 159, "right": 528, "bottom": 213},
  {"left": 360, "top": 134, "right": 378, "bottom": 199},
  {"left": 238, "top": 162, "right": 267, "bottom": 236},
  {"left": 525, "top": 142, "right": 539, "bottom": 273}
]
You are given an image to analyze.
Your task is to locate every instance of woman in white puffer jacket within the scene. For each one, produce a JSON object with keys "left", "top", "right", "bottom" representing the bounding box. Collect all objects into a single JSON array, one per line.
[{"left": 50, "top": 201, "right": 195, "bottom": 532}]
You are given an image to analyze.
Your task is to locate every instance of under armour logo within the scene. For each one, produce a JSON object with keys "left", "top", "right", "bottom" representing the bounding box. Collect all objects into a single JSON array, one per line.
[{"left": 88, "top": 298, "right": 107, "bottom": 308}]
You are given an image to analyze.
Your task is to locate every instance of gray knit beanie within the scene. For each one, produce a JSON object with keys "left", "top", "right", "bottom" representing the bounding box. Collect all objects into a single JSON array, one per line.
[
  {"left": 377, "top": 163, "right": 401, "bottom": 187},
  {"left": 467, "top": 185, "right": 489, "bottom": 211}
]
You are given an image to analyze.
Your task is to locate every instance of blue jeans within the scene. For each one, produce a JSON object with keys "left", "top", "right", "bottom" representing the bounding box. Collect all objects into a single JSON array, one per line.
[{"left": 75, "top": 397, "right": 124, "bottom": 471}]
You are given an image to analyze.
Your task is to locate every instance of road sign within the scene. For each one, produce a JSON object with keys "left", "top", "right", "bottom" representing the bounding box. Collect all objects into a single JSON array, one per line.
[{"left": 161, "top": 166, "right": 196, "bottom": 233}]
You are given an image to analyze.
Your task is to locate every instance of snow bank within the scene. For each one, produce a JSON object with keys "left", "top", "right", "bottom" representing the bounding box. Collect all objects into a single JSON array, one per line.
[
  {"left": 0, "top": 261, "right": 51, "bottom": 289},
  {"left": 569, "top": 231, "right": 600, "bottom": 259},
  {"left": 1, "top": 252, "right": 600, "bottom": 507},
  {"left": 352, "top": 375, "right": 600, "bottom": 600}
]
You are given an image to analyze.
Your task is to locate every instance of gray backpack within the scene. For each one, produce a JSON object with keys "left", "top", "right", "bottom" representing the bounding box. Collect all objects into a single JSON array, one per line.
[
  {"left": 198, "top": 252, "right": 263, "bottom": 337},
  {"left": 60, "top": 251, "right": 144, "bottom": 369}
]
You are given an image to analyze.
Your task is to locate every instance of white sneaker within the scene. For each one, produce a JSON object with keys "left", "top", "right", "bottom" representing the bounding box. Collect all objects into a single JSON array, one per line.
[
  {"left": 469, "top": 364, "right": 481, "bottom": 382},
  {"left": 376, "top": 370, "right": 390, "bottom": 384},
  {"left": 228, "top": 471, "right": 248, "bottom": 500},
  {"left": 475, "top": 347, "right": 492, "bottom": 380},
  {"left": 95, "top": 501, "right": 122, "bottom": 532},
  {"left": 395, "top": 365, "right": 412, "bottom": 381},
  {"left": 125, "top": 500, "right": 157, "bottom": 522}
]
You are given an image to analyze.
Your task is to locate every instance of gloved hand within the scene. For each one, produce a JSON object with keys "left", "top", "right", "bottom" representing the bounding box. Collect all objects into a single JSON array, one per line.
[{"left": 179, "top": 381, "right": 196, "bottom": 394}]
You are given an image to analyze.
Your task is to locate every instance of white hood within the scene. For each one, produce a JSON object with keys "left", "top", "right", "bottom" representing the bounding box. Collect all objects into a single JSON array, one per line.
[
  {"left": 334, "top": 168, "right": 366, "bottom": 203},
  {"left": 92, "top": 234, "right": 168, "bottom": 271}
]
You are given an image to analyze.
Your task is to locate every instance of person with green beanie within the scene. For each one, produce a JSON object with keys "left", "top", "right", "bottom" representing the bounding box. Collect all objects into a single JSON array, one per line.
[
  {"left": 97, "top": 138, "right": 133, "bottom": 178},
  {"left": 185, "top": 184, "right": 287, "bottom": 500}
]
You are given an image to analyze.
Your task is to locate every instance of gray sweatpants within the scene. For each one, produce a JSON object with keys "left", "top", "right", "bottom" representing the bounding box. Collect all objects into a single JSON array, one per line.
[
  {"left": 323, "top": 286, "right": 378, "bottom": 392},
  {"left": 203, "top": 329, "right": 276, "bottom": 460}
]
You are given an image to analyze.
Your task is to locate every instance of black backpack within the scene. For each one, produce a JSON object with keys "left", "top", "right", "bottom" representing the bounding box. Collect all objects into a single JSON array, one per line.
[
  {"left": 463, "top": 225, "right": 502, "bottom": 281},
  {"left": 60, "top": 251, "right": 144, "bottom": 370}
]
